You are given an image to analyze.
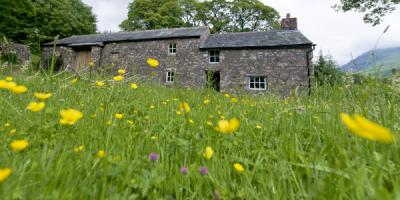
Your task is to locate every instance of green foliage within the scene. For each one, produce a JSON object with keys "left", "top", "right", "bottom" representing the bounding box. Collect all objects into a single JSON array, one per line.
[
  {"left": 0, "top": 0, "right": 96, "bottom": 53},
  {"left": 335, "top": 0, "right": 400, "bottom": 25},
  {"left": 0, "top": 52, "right": 19, "bottom": 64},
  {"left": 0, "top": 71, "right": 400, "bottom": 199},
  {"left": 120, "top": 0, "right": 280, "bottom": 33},
  {"left": 314, "top": 52, "right": 345, "bottom": 86}
]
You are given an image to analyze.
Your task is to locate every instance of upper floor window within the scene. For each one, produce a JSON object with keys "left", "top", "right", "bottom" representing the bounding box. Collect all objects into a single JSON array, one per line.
[
  {"left": 169, "top": 43, "right": 176, "bottom": 54},
  {"left": 249, "top": 76, "right": 267, "bottom": 90},
  {"left": 209, "top": 50, "right": 220, "bottom": 63},
  {"left": 166, "top": 71, "right": 175, "bottom": 83}
]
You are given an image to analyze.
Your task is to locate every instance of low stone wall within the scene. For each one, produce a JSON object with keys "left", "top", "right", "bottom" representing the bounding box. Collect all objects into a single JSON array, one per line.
[{"left": 0, "top": 43, "right": 31, "bottom": 65}]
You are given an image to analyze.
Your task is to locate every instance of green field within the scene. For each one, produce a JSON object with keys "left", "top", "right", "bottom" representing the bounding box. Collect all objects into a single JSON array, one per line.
[{"left": 0, "top": 69, "right": 399, "bottom": 199}]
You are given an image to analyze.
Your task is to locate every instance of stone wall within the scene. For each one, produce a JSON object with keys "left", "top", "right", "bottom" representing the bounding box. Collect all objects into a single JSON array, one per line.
[
  {"left": 41, "top": 37, "right": 313, "bottom": 93},
  {"left": 41, "top": 46, "right": 76, "bottom": 70},
  {"left": 0, "top": 43, "right": 31, "bottom": 65},
  {"left": 99, "top": 39, "right": 312, "bottom": 93}
]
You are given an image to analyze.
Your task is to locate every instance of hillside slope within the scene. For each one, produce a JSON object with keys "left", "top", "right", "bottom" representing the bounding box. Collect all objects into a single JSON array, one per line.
[{"left": 341, "top": 47, "right": 400, "bottom": 76}]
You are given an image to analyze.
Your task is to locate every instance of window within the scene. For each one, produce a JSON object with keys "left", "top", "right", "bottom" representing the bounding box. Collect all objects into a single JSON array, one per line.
[
  {"left": 169, "top": 43, "right": 176, "bottom": 54},
  {"left": 166, "top": 71, "right": 175, "bottom": 83},
  {"left": 249, "top": 76, "right": 267, "bottom": 90},
  {"left": 209, "top": 50, "right": 220, "bottom": 63}
]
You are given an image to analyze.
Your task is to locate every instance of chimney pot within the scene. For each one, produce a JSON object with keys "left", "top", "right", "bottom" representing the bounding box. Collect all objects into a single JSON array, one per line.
[
  {"left": 286, "top": 13, "right": 291, "bottom": 18},
  {"left": 281, "top": 13, "right": 297, "bottom": 30}
]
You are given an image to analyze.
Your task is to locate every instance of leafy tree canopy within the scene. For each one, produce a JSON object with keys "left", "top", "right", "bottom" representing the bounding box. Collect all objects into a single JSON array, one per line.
[
  {"left": 335, "top": 0, "right": 400, "bottom": 25},
  {"left": 120, "top": 0, "right": 280, "bottom": 33},
  {"left": 0, "top": 0, "right": 96, "bottom": 52}
]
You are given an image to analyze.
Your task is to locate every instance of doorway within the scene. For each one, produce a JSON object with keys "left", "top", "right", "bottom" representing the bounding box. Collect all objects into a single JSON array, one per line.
[
  {"left": 206, "top": 70, "right": 220, "bottom": 92},
  {"left": 74, "top": 50, "right": 92, "bottom": 70}
]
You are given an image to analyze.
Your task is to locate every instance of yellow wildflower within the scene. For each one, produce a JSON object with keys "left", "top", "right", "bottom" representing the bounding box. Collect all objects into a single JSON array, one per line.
[
  {"left": 127, "top": 120, "right": 134, "bottom": 126},
  {"left": 9, "top": 129, "right": 16, "bottom": 135},
  {"left": 147, "top": 58, "right": 160, "bottom": 68},
  {"left": 59, "top": 109, "right": 83, "bottom": 125},
  {"left": 203, "top": 99, "right": 210, "bottom": 105},
  {"left": 207, "top": 121, "right": 213, "bottom": 126},
  {"left": 97, "top": 150, "right": 106, "bottom": 158},
  {"left": 224, "top": 94, "right": 231, "bottom": 98},
  {"left": 26, "top": 102, "right": 45, "bottom": 112},
  {"left": 106, "top": 120, "right": 112, "bottom": 125},
  {"left": 231, "top": 98, "right": 238, "bottom": 103},
  {"left": 180, "top": 102, "right": 191, "bottom": 113},
  {"left": 256, "top": 125, "right": 262, "bottom": 129},
  {"left": 233, "top": 163, "right": 244, "bottom": 173},
  {"left": 11, "top": 85, "right": 27, "bottom": 94},
  {"left": 70, "top": 78, "right": 78, "bottom": 85},
  {"left": 188, "top": 119, "right": 194, "bottom": 124},
  {"left": 34, "top": 92, "right": 52, "bottom": 100},
  {"left": 88, "top": 61, "right": 94, "bottom": 67},
  {"left": 118, "top": 69, "right": 126, "bottom": 75},
  {"left": 5, "top": 76, "right": 13, "bottom": 81},
  {"left": 113, "top": 75, "right": 124, "bottom": 81},
  {"left": 74, "top": 145, "right": 84, "bottom": 153},
  {"left": 0, "top": 168, "right": 12, "bottom": 183},
  {"left": 150, "top": 105, "right": 155, "bottom": 109},
  {"left": 131, "top": 83, "right": 138, "bottom": 89},
  {"left": 340, "top": 113, "right": 394, "bottom": 143},
  {"left": 115, "top": 113, "right": 124, "bottom": 119},
  {"left": 10, "top": 140, "right": 29, "bottom": 152},
  {"left": 176, "top": 111, "right": 182, "bottom": 115},
  {"left": 96, "top": 81, "right": 105, "bottom": 87},
  {"left": 0, "top": 80, "right": 16, "bottom": 90},
  {"left": 203, "top": 146, "right": 214, "bottom": 160},
  {"left": 216, "top": 118, "right": 240, "bottom": 134}
]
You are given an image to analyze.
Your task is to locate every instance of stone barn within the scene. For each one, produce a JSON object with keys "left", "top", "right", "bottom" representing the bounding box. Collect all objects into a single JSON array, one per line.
[{"left": 41, "top": 14, "right": 315, "bottom": 93}]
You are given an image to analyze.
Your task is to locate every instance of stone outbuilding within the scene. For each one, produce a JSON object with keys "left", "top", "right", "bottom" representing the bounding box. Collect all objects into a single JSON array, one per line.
[
  {"left": 41, "top": 14, "right": 314, "bottom": 93},
  {"left": 0, "top": 43, "right": 31, "bottom": 65}
]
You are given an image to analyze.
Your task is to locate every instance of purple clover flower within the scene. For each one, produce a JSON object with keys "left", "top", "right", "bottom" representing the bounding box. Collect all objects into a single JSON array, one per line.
[
  {"left": 199, "top": 166, "right": 208, "bottom": 175},
  {"left": 180, "top": 166, "right": 189, "bottom": 175},
  {"left": 149, "top": 152, "right": 159, "bottom": 162}
]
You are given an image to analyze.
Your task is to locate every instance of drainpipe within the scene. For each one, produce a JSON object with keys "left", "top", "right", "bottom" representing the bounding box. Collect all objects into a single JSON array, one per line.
[{"left": 306, "top": 44, "right": 316, "bottom": 95}]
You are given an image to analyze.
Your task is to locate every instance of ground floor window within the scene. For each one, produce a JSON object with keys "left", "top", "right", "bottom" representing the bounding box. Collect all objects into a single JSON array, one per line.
[
  {"left": 249, "top": 76, "right": 267, "bottom": 90},
  {"left": 166, "top": 71, "right": 175, "bottom": 83}
]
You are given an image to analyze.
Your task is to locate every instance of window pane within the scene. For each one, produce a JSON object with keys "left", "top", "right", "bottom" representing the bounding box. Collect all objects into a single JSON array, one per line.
[
  {"left": 250, "top": 83, "right": 254, "bottom": 88},
  {"left": 260, "top": 82, "right": 265, "bottom": 89}
]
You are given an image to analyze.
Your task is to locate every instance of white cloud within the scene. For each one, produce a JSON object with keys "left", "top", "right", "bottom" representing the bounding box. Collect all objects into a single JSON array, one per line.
[{"left": 83, "top": 0, "right": 400, "bottom": 64}]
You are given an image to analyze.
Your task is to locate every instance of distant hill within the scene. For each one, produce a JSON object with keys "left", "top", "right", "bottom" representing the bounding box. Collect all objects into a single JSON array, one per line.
[{"left": 341, "top": 47, "right": 400, "bottom": 77}]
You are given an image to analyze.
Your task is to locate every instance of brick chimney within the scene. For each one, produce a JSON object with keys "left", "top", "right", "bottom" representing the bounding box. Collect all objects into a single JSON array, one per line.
[{"left": 281, "top": 13, "right": 297, "bottom": 30}]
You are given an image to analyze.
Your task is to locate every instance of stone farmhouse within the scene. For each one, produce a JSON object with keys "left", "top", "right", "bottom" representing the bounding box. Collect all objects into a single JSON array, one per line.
[{"left": 41, "top": 14, "right": 315, "bottom": 93}]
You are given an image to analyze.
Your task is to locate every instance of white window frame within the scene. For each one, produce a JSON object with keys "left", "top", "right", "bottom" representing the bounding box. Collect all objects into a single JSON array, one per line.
[
  {"left": 209, "top": 50, "right": 220, "bottom": 63},
  {"left": 168, "top": 43, "right": 176, "bottom": 55},
  {"left": 166, "top": 71, "right": 175, "bottom": 83},
  {"left": 248, "top": 76, "right": 267, "bottom": 90}
]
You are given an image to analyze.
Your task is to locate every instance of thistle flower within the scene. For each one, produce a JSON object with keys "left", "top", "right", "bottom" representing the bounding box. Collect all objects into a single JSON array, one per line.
[
  {"left": 113, "top": 75, "right": 124, "bottom": 81},
  {"left": 10, "top": 140, "right": 29, "bottom": 152},
  {"left": 0, "top": 168, "right": 12, "bottom": 183},
  {"left": 59, "top": 109, "right": 83, "bottom": 125},
  {"left": 147, "top": 58, "right": 160, "bottom": 68},
  {"left": 180, "top": 166, "right": 189, "bottom": 175},
  {"left": 203, "top": 146, "right": 214, "bottom": 160},
  {"left": 216, "top": 118, "right": 240, "bottom": 134},
  {"left": 34, "top": 92, "right": 52, "bottom": 100},
  {"left": 26, "top": 101, "right": 45, "bottom": 112},
  {"left": 199, "top": 166, "right": 208, "bottom": 175},
  {"left": 149, "top": 152, "right": 159, "bottom": 161},
  {"left": 340, "top": 113, "right": 394, "bottom": 143},
  {"left": 233, "top": 163, "right": 245, "bottom": 173}
]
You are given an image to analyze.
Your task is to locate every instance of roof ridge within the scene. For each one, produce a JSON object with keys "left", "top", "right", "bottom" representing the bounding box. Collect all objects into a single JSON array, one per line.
[{"left": 210, "top": 30, "right": 301, "bottom": 36}]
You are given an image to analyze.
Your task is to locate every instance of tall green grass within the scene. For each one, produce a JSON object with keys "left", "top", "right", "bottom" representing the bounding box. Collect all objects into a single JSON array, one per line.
[{"left": 0, "top": 71, "right": 399, "bottom": 199}]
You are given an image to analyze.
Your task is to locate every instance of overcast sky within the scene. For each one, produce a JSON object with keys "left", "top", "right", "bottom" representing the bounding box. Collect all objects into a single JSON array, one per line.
[{"left": 82, "top": 0, "right": 400, "bottom": 65}]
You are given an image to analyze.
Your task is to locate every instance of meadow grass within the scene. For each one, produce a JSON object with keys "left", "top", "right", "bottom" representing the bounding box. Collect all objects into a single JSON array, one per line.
[{"left": 0, "top": 70, "right": 399, "bottom": 199}]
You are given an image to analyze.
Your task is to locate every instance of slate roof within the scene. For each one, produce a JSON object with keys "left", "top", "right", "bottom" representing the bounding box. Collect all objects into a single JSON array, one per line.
[
  {"left": 44, "top": 27, "right": 209, "bottom": 46},
  {"left": 200, "top": 30, "right": 313, "bottom": 49}
]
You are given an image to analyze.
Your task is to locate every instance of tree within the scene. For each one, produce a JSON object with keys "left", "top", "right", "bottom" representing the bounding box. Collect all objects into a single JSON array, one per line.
[
  {"left": 335, "top": 0, "right": 400, "bottom": 25},
  {"left": 314, "top": 52, "right": 345, "bottom": 86},
  {"left": 0, "top": 0, "right": 96, "bottom": 52},
  {"left": 120, "top": 0, "right": 280, "bottom": 33},
  {"left": 120, "top": 0, "right": 184, "bottom": 31}
]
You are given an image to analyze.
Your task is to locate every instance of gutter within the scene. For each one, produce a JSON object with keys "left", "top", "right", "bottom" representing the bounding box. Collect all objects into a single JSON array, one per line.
[{"left": 306, "top": 44, "right": 316, "bottom": 95}]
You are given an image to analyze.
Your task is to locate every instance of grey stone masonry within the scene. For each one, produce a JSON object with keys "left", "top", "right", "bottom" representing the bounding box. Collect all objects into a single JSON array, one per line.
[
  {"left": 41, "top": 16, "right": 314, "bottom": 93},
  {"left": 0, "top": 43, "right": 31, "bottom": 65}
]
